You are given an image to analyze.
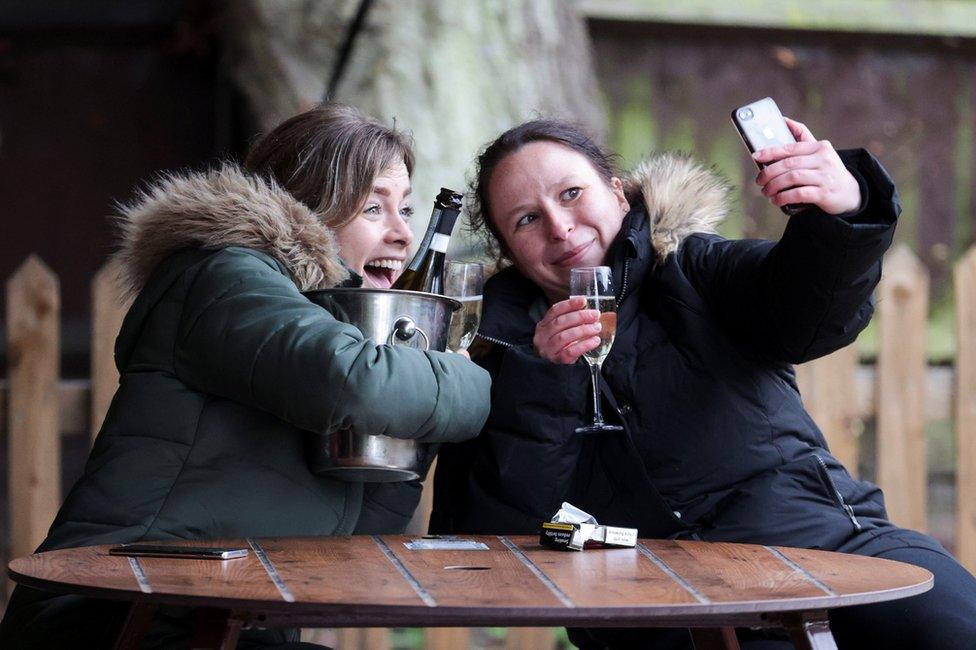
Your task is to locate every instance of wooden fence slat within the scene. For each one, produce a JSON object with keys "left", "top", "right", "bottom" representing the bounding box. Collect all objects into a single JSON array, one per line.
[
  {"left": 876, "top": 246, "right": 929, "bottom": 532},
  {"left": 955, "top": 246, "right": 976, "bottom": 571},
  {"left": 6, "top": 255, "right": 61, "bottom": 560},
  {"left": 796, "top": 344, "right": 860, "bottom": 474},
  {"left": 91, "top": 259, "right": 130, "bottom": 442},
  {"left": 850, "top": 366, "right": 954, "bottom": 425}
]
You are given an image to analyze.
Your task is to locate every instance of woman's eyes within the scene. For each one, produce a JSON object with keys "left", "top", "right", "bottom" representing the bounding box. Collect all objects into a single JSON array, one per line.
[
  {"left": 514, "top": 188, "right": 581, "bottom": 229},
  {"left": 363, "top": 204, "right": 413, "bottom": 220}
]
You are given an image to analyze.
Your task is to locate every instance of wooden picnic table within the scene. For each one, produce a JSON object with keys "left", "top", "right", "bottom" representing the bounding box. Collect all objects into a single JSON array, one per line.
[{"left": 8, "top": 535, "right": 933, "bottom": 649}]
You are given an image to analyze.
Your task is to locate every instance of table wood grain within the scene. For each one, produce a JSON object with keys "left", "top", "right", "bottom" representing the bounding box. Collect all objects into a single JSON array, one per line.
[{"left": 8, "top": 535, "right": 933, "bottom": 646}]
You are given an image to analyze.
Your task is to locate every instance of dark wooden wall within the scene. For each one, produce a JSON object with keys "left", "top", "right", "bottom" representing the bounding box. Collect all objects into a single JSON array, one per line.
[
  {"left": 0, "top": 0, "right": 245, "bottom": 376},
  {"left": 591, "top": 20, "right": 976, "bottom": 310}
]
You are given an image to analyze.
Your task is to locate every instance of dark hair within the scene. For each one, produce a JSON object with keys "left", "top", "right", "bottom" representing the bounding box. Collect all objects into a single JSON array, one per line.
[
  {"left": 245, "top": 103, "right": 415, "bottom": 230},
  {"left": 469, "top": 119, "right": 619, "bottom": 262}
]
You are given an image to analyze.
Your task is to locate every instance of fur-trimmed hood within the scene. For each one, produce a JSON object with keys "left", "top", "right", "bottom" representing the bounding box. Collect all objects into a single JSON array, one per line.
[
  {"left": 113, "top": 163, "right": 348, "bottom": 297},
  {"left": 626, "top": 152, "right": 732, "bottom": 263}
]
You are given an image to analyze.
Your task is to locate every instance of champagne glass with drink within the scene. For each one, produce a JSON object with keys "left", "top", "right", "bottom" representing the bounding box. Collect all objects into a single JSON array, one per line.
[
  {"left": 570, "top": 266, "right": 622, "bottom": 433},
  {"left": 444, "top": 261, "right": 484, "bottom": 353}
]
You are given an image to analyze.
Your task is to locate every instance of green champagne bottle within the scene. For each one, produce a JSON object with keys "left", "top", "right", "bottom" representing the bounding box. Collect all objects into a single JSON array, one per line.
[{"left": 391, "top": 188, "right": 463, "bottom": 293}]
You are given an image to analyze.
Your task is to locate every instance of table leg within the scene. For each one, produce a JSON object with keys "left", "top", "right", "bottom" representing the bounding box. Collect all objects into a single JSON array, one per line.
[
  {"left": 779, "top": 610, "right": 838, "bottom": 650},
  {"left": 113, "top": 602, "right": 157, "bottom": 650},
  {"left": 189, "top": 607, "right": 244, "bottom": 650},
  {"left": 690, "top": 627, "right": 741, "bottom": 650}
]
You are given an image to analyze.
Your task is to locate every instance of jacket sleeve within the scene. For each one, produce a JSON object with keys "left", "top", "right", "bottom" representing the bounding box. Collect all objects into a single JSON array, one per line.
[
  {"left": 172, "top": 247, "right": 491, "bottom": 443},
  {"left": 678, "top": 149, "right": 899, "bottom": 364}
]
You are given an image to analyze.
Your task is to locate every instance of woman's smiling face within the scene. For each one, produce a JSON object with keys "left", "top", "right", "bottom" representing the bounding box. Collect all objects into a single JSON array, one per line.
[
  {"left": 335, "top": 160, "right": 415, "bottom": 288},
  {"left": 487, "top": 141, "right": 630, "bottom": 301}
]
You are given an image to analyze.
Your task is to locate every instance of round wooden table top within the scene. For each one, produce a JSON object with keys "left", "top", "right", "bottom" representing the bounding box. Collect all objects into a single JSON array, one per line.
[{"left": 8, "top": 535, "right": 933, "bottom": 628}]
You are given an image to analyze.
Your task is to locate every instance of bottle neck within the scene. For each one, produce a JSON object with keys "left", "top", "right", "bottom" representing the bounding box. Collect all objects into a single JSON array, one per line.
[
  {"left": 391, "top": 188, "right": 463, "bottom": 292},
  {"left": 428, "top": 207, "right": 460, "bottom": 254},
  {"left": 430, "top": 232, "right": 450, "bottom": 253}
]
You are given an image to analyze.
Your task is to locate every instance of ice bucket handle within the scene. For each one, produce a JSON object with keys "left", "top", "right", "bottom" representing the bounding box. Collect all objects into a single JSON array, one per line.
[{"left": 388, "top": 316, "right": 431, "bottom": 350}]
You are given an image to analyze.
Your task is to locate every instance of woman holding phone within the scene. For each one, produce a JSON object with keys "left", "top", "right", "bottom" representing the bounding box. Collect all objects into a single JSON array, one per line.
[
  {"left": 431, "top": 118, "right": 976, "bottom": 648},
  {"left": 0, "top": 103, "right": 491, "bottom": 649}
]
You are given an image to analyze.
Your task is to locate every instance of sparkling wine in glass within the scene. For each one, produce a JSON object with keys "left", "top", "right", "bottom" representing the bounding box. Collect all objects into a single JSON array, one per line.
[
  {"left": 444, "top": 261, "right": 484, "bottom": 353},
  {"left": 570, "top": 266, "right": 622, "bottom": 433}
]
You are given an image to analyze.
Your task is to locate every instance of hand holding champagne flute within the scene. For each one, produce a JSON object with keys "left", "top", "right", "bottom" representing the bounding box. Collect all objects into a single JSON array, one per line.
[
  {"left": 444, "top": 261, "right": 484, "bottom": 353},
  {"left": 570, "top": 266, "right": 621, "bottom": 433}
]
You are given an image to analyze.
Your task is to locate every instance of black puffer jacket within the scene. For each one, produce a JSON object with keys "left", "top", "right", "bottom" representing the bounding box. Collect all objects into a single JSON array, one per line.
[{"left": 432, "top": 149, "right": 944, "bottom": 559}]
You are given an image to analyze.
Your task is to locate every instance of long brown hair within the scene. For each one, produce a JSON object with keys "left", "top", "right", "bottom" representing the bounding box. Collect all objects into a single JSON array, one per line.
[{"left": 245, "top": 103, "right": 415, "bottom": 230}]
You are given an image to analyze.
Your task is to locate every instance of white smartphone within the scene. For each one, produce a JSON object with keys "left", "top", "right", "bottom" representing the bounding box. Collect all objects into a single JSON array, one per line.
[{"left": 731, "top": 97, "right": 805, "bottom": 215}]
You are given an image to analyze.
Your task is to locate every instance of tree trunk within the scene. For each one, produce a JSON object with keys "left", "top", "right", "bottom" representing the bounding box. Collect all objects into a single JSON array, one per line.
[{"left": 223, "top": 0, "right": 606, "bottom": 250}]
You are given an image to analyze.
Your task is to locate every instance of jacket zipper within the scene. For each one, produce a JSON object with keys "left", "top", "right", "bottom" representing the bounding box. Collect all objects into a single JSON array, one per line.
[
  {"left": 814, "top": 454, "right": 862, "bottom": 532},
  {"left": 616, "top": 257, "right": 632, "bottom": 309},
  {"left": 475, "top": 332, "right": 514, "bottom": 348}
]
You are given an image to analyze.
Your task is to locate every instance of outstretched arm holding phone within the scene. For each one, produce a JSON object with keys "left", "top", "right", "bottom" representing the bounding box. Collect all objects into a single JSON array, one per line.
[
  {"left": 435, "top": 114, "right": 976, "bottom": 650},
  {"left": 753, "top": 117, "right": 862, "bottom": 215},
  {"left": 526, "top": 109, "right": 894, "bottom": 367}
]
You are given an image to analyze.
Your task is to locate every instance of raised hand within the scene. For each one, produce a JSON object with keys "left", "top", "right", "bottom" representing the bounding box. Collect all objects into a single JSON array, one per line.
[
  {"left": 533, "top": 296, "right": 601, "bottom": 364},
  {"left": 753, "top": 117, "right": 862, "bottom": 216}
]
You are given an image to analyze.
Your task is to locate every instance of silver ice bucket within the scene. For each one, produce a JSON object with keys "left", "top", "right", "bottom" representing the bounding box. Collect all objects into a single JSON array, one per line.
[{"left": 302, "top": 288, "right": 460, "bottom": 482}]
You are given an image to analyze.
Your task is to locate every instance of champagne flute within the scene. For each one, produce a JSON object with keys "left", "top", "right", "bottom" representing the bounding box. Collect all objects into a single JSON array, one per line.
[
  {"left": 570, "top": 266, "right": 622, "bottom": 433},
  {"left": 444, "top": 261, "right": 484, "bottom": 353}
]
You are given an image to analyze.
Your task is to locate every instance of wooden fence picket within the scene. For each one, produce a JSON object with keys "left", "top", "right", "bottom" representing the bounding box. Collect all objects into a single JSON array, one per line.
[
  {"left": 955, "top": 246, "right": 976, "bottom": 571},
  {"left": 796, "top": 344, "right": 860, "bottom": 474},
  {"left": 876, "top": 246, "right": 929, "bottom": 532},
  {"left": 90, "top": 259, "right": 130, "bottom": 441},
  {"left": 6, "top": 255, "right": 61, "bottom": 561}
]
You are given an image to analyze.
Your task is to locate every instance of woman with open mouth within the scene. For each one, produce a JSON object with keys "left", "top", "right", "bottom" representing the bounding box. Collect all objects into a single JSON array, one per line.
[
  {"left": 332, "top": 150, "right": 413, "bottom": 290},
  {"left": 0, "top": 103, "right": 491, "bottom": 650}
]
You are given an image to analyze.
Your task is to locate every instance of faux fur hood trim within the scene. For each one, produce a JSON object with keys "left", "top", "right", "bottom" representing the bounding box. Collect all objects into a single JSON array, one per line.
[
  {"left": 113, "top": 163, "right": 348, "bottom": 298},
  {"left": 626, "top": 152, "right": 732, "bottom": 263}
]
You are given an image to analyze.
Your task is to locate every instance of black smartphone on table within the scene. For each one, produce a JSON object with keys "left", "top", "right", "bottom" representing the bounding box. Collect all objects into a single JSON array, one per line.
[
  {"left": 731, "top": 96, "right": 806, "bottom": 215},
  {"left": 109, "top": 544, "right": 249, "bottom": 560}
]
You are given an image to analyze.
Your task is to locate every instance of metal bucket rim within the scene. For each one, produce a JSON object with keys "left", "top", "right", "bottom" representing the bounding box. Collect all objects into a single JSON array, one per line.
[{"left": 303, "top": 287, "right": 462, "bottom": 312}]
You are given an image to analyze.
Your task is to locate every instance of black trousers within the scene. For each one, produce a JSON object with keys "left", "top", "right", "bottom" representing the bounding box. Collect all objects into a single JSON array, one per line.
[{"left": 570, "top": 532, "right": 976, "bottom": 649}]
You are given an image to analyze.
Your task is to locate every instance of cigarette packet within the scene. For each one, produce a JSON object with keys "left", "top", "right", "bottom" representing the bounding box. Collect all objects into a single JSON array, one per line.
[{"left": 540, "top": 521, "right": 592, "bottom": 551}]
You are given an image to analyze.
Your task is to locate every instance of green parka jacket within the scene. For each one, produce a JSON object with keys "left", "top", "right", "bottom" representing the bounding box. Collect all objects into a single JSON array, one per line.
[{"left": 0, "top": 164, "right": 491, "bottom": 648}]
